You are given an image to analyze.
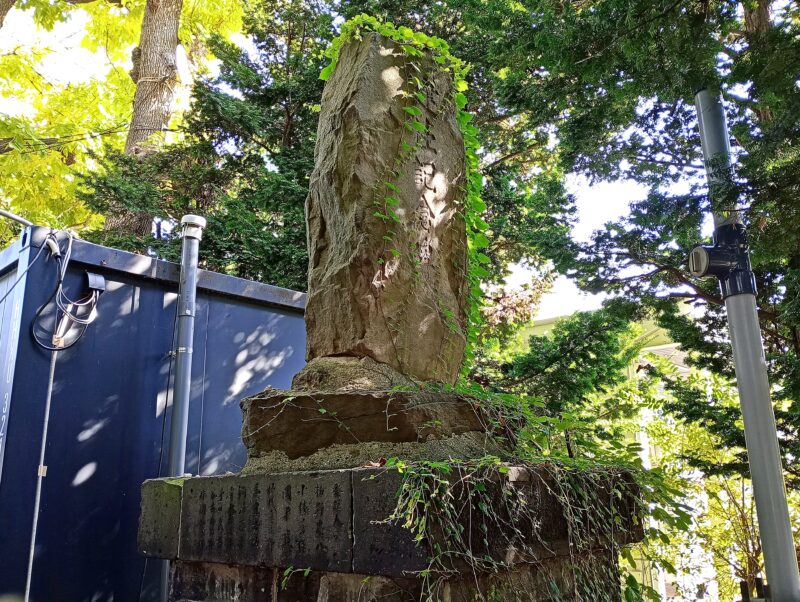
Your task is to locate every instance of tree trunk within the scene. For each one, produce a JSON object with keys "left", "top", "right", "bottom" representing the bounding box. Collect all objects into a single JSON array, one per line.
[
  {"left": 125, "top": 0, "right": 182, "bottom": 155},
  {"left": 743, "top": 0, "right": 771, "bottom": 35},
  {"left": 105, "top": 0, "right": 183, "bottom": 235},
  {"left": 743, "top": 0, "right": 773, "bottom": 122},
  {"left": 0, "top": 0, "right": 16, "bottom": 29}
]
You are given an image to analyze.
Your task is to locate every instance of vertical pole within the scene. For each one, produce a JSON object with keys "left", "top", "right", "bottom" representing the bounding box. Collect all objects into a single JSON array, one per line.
[
  {"left": 694, "top": 89, "right": 800, "bottom": 601},
  {"left": 166, "top": 214, "right": 206, "bottom": 477},
  {"left": 160, "top": 214, "right": 205, "bottom": 602}
]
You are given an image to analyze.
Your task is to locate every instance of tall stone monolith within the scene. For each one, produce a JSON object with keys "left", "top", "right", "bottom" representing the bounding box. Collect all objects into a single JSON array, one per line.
[{"left": 304, "top": 32, "right": 468, "bottom": 385}]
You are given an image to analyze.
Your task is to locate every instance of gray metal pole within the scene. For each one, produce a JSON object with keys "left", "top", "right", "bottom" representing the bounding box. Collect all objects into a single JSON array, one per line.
[
  {"left": 166, "top": 214, "right": 206, "bottom": 477},
  {"left": 0, "top": 208, "right": 34, "bottom": 227},
  {"left": 694, "top": 89, "right": 800, "bottom": 601},
  {"left": 695, "top": 89, "right": 740, "bottom": 229},
  {"left": 160, "top": 214, "right": 206, "bottom": 602}
]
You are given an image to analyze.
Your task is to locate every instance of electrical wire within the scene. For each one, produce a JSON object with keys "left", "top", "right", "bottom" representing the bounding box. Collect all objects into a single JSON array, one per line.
[
  {"left": 31, "top": 231, "right": 99, "bottom": 352},
  {"left": 24, "top": 230, "right": 100, "bottom": 602},
  {"left": 56, "top": 291, "right": 98, "bottom": 325}
]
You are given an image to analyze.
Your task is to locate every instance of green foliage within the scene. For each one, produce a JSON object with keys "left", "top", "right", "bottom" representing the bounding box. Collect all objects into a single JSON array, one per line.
[
  {"left": 481, "top": 306, "right": 708, "bottom": 596},
  {"left": 464, "top": 303, "right": 654, "bottom": 462},
  {"left": 380, "top": 446, "right": 688, "bottom": 601},
  {"left": 506, "top": 301, "right": 645, "bottom": 417},
  {"left": 448, "top": 0, "right": 800, "bottom": 488},
  {"left": 84, "top": 144, "right": 310, "bottom": 288},
  {"left": 641, "top": 354, "right": 800, "bottom": 599},
  {"left": 81, "top": 0, "right": 332, "bottom": 289},
  {"left": 0, "top": 0, "right": 243, "bottom": 245},
  {"left": 382, "top": 456, "right": 640, "bottom": 600}
]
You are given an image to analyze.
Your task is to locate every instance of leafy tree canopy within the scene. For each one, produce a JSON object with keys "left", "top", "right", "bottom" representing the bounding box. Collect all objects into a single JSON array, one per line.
[
  {"left": 457, "top": 0, "right": 800, "bottom": 484},
  {"left": 83, "top": 0, "right": 332, "bottom": 288},
  {"left": 0, "top": 0, "right": 243, "bottom": 243},
  {"left": 78, "top": 0, "right": 575, "bottom": 295}
]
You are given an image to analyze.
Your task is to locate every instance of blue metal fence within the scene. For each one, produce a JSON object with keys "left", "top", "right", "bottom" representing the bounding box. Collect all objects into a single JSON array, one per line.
[{"left": 0, "top": 227, "right": 307, "bottom": 601}]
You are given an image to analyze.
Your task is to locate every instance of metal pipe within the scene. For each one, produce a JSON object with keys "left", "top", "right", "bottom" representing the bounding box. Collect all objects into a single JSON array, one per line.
[
  {"left": 161, "top": 214, "right": 205, "bottom": 602},
  {"left": 695, "top": 90, "right": 741, "bottom": 229},
  {"left": 0, "top": 208, "right": 33, "bottom": 227},
  {"left": 24, "top": 350, "right": 58, "bottom": 602},
  {"left": 694, "top": 89, "right": 800, "bottom": 600},
  {"left": 166, "top": 214, "right": 206, "bottom": 477}
]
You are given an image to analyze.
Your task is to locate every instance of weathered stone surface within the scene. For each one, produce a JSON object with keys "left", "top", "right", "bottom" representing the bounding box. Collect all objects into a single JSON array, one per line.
[
  {"left": 292, "top": 356, "right": 416, "bottom": 392},
  {"left": 241, "top": 389, "right": 490, "bottom": 460},
  {"left": 177, "top": 472, "right": 352, "bottom": 572},
  {"left": 140, "top": 466, "right": 642, "bottom": 578},
  {"left": 169, "top": 559, "right": 618, "bottom": 602},
  {"left": 350, "top": 467, "right": 576, "bottom": 577},
  {"left": 351, "top": 470, "right": 427, "bottom": 576},
  {"left": 170, "top": 562, "right": 280, "bottom": 601},
  {"left": 305, "top": 32, "right": 469, "bottom": 384},
  {"left": 139, "top": 477, "right": 183, "bottom": 559}
]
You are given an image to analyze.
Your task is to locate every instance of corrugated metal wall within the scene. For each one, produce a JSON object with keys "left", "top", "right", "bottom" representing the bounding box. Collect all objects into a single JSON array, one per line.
[{"left": 0, "top": 228, "right": 307, "bottom": 601}]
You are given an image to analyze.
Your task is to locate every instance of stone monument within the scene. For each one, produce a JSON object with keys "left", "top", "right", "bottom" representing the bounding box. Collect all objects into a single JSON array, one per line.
[
  {"left": 303, "top": 30, "right": 468, "bottom": 385},
  {"left": 138, "top": 31, "right": 641, "bottom": 601}
]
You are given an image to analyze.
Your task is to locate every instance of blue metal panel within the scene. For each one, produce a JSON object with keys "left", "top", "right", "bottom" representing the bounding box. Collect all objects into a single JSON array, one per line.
[
  {"left": 187, "top": 295, "right": 306, "bottom": 477},
  {"left": 0, "top": 231, "right": 31, "bottom": 477},
  {"left": 0, "top": 228, "right": 307, "bottom": 602}
]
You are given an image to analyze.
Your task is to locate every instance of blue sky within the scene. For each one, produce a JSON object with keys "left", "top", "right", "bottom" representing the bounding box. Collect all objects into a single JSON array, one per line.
[{"left": 507, "top": 176, "right": 649, "bottom": 320}]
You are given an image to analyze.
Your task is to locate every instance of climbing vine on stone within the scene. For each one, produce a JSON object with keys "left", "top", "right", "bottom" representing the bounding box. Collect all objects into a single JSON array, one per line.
[
  {"left": 381, "top": 453, "right": 687, "bottom": 602},
  {"left": 319, "top": 15, "right": 489, "bottom": 370},
  {"left": 370, "top": 378, "right": 693, "bottom": 602}
]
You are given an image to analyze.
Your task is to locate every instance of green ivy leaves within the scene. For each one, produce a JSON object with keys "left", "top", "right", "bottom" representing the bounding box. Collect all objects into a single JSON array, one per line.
[{"left": 318, "top": 62, "right": 334, "bottom": 81}]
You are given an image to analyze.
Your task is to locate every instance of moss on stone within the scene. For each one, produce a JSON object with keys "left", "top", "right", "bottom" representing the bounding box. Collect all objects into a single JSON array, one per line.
[{"left": 241, "top": 432, "right": 508, "bottom": 474}]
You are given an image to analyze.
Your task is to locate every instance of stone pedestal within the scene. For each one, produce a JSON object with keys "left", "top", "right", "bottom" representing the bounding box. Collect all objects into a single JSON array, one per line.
[{"left": 139, "top": 383, "right": 642, "bottom": 600}]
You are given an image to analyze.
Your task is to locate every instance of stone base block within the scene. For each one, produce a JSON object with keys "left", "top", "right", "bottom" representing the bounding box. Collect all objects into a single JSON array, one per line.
[
  {"left": 240, "top": 388, "right": 503, "bottom": 471},
  {"left": 243, "top": 431, "right": 506, "bottom": 474},
  {"left": 169, "top": 556, "right": 619, "bottom": 601},
  {"left": 140, "top": 466, "right": 641, "bottom": 581}
]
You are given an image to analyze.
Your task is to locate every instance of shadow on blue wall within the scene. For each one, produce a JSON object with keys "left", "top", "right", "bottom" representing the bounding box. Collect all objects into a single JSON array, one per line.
[{"left": 0, "top": 230, "right": 306, "bottom": 602}]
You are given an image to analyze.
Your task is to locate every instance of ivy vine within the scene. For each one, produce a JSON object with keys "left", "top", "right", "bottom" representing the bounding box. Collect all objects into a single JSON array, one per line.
[{"left": 379, "top": 452, "right": 687, "bottom": 602}]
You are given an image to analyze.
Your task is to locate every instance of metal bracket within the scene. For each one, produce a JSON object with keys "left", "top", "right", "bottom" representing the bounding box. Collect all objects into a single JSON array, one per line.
[
  {"left": 687, "top": 223, "right": 757, "bottom": 298},
  {"left": 86, "top": 272, "right": 106, "bottom": 294}
]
